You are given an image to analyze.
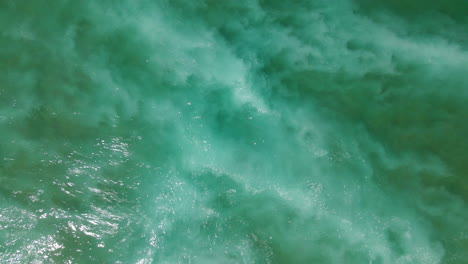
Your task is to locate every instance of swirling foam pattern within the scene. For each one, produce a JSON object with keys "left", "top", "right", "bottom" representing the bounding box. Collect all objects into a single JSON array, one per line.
[{"left": 0, "top": 0, "right": 467, "bottom": 263}]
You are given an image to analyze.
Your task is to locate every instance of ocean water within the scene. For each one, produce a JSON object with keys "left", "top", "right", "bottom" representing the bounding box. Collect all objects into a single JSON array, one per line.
[{"left": 0, "top": 0, "right": 467, "bottom": 263}]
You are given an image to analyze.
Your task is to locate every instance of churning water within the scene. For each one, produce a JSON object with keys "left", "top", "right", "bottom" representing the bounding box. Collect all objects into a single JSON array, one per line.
[{"left": 0, "top": 0, "right": 467, "bottom": 263}]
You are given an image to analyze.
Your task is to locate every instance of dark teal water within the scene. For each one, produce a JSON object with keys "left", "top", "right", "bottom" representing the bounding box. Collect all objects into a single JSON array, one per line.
[{"left": 1, "top": 0, "right": 467, "bottom": 263}]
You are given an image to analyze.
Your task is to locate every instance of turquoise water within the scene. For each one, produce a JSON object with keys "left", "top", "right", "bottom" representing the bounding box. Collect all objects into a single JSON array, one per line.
[{"left": 1, "top": 0, "right": 467, "bottom": 263}]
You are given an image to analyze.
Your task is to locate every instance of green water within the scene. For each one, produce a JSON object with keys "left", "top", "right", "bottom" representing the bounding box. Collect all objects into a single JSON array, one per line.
[{"left": 1, "top": 0, "right": 467, "bottom": 263}]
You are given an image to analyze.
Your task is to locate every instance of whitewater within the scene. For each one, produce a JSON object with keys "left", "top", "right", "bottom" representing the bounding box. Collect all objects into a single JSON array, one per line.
[{"left": 0, "top": 0, "right": 467, "bottom": 263}]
